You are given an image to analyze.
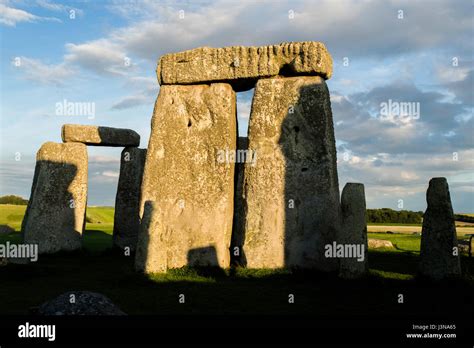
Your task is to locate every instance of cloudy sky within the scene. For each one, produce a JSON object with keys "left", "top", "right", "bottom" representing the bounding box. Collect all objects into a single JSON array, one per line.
[{"left": 0, "top": 0, "right": 472, "bottom": 212}]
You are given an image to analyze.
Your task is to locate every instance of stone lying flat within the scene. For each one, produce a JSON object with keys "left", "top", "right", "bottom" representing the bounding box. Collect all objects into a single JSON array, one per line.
[
  {"left": 419, "top": 178, "right": 461, "bottom": 280},
  {"left": 157, "top": 42, "right": 333, "bottom": 91},
  {"left": 62, "top": 124, "right": 140, "bottom": 147},
  {"left": 113, "top": 147, "right": 147, "bottom": 251},
  {"left": 136, "top": 83, "right": 236, "bottom": 273},
  {"left": 22, "top": 142, "right": 88, "bottom": 253},
  {"left": 240, "top": 76, "right": 341, "bottom": 270}
]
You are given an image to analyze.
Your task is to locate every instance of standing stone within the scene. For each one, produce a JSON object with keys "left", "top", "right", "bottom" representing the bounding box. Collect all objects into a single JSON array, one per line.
[
  {"left": 339, "top": 183, "right": 368, "bottom": 279},
  {"left": 22, "top": 142, "right": 88, "bottom": 253},
  {"left": 241, "top": 76, "right": 341, "bottom": 270},
  {"left": 419, "top": 178, "right": 461, "bottom": 280},
  {"left": 136, "top": 83, "right": 236, "bottom": 273},
  {"left": 62, "top": 124, "right": 140, "bottom": 147},
  {"left": 113, "top": 147, "right": 147, "bottom": 251}
]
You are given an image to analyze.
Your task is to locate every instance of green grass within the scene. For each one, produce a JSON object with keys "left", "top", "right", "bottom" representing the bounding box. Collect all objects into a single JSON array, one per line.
[
  {"left": 84, "top": 206, "right": 114, "bottom": 236},
  {"left": 0, "top": 204, "right": 115, "bottom": 251},
  {"left": 0, "top": 204, "right": 473, "bottom": 317},
  {"left": 0, "top": 204, "right": 26, "bottom": 231},
  {"left": 368, "top": 232, "right": 421, "bottom": 253},
  {"left": 0, "top": 204, "right": 115, "bottom": 234}
]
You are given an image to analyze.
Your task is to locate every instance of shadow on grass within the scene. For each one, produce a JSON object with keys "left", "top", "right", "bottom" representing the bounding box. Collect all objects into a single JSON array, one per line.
[
  {"left": 368, "top": 250, "right": 419, "bottom": 275},
  {"left": 0, "top": 240, "right": 473, "bottom": 318}
]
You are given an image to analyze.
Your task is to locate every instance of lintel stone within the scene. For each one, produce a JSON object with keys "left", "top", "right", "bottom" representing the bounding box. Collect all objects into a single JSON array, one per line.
[
  {"left": 157, "top": 41, "right": 333, "bottom": 91},
  {"left": 62, "top": 124, "right": 140, "bottom": 147}
]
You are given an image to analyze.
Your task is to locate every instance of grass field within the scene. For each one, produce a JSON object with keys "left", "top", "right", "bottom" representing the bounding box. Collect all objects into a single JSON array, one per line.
[
  {"left": 368, "top": 224, "right": 474, "bottom": 236},
  {"left": 0, "top": 204, "right": 115, "bottom": 234},
  {"left": 0, "top": 204, "right": 473, "bottom": 316}
]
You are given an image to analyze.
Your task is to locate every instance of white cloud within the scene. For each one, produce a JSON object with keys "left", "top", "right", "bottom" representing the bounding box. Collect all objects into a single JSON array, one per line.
[
  {"left": 436, "top": 65, "right": 470, "bottom": 83},
  {"left": 36, "top": 0, "right": 83, "bottom": 16},
  {"left": 237, "top": 100, "right": 251, "bottom": 120},
  {"left": 88, "top": 155, "right": 120, "bottom": 164},
  {"left": 102, "top": 171, "right": 119, "bottom": 178},
  {"left": 111, "top": 95, "right": 149, "bottom": 110},
  {"left": 11, "top": 56, "right": 75, "bottom": 86},
  {"left": 0, "top": 3, "right": 61, "bottom": 26},
  {"left": 64, "top": 40, "right": 132, "bottom": 76}
]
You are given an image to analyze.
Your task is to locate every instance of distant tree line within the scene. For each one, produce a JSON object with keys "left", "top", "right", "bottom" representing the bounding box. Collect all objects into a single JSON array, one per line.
[
  {"left": 454, "top": 214, "right": 474, "bottom": 223},
  {"left": 366, "top": 208, "right": 423, "bottom": 224},
  {"left": 0, "top": 195, "right": 28, "bottom": 205}
]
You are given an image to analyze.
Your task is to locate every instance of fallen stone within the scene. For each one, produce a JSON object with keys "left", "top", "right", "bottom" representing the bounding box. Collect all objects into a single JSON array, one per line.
[
  {"left": 419, "top": 178, "right": 461, "bottom": 280},
  {"left": 339, "top": 183, "right": 368, "bottom": 279},
  {"left": 37, "top": 291, "right": 126, "bottom": 315},
  {"left": 240, "top": 76, "right": 341, "bottom": 270},
  {"left": 113, "top": 147, "right": 147, "bottom": 251},
  {"left": 157, "top": 42, "right": 333, "bottom": 91},
  {"left": 62, "top": 124, "right": 140, "bottom": 147},
  {"left": 368, "top": 239, "right": 394, "bottom": 249},
  {"left": 22, "top": 142, "right": 87, "bottom": 254},
  {"left": 136, "top": 83, "right": 236, "bottom": 273}
]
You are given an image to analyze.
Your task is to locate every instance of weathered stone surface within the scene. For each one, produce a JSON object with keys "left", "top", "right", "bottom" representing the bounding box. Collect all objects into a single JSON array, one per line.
[
  {"left": 339, "top": 183, "right": 368, "bottom": 279},
  {"left": 368, "top": 239, "right": 394, "bottom": 249},
  {"left": 136, "top": 83, "right": 236, "bottom": 273},
  {"left": 62, "top": 124, "right": 140, "bottom": 147},
  {"left": 240, "top": 76, "right": 341, "bottom": 270},
  {"left": 113, "top": 147, "right": 147, "bottom": 251},
  {"left": 37, "top": 291, "right": 126, "bottom": 315},
  {"left": 419, "top": 178, "right": 461, "bottom": 280},
  {"left": 22, "top": 142, "right": 87, "bottom": 254},
  {"left": 157, "top": 42, "right": 333, "bottom": 91}
]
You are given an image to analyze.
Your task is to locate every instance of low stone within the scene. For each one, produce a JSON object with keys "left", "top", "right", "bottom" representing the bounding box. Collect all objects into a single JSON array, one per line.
[
  {"left": 113, "top": 147, "right": 147, "bottom": 251},
  {"left": 22, "top": 142, "right": 87, "bottom": 254},
  {"left": 368, "top": 239, "right": 394, "bottom": 249},
  {"left": 62, "top": 124, "right": 140, "bottom": 147},
  {"left": 157, "top": 41, "right": 333, "bottom": 91},
  {"left": 419, "top": 178, "right": 461, "bottom": 280},
  {"left": 37, "top": 291, "right": 126, "bottom": 315},
  {"left": 339, "top": 183, "right": 368, "bottom": 279}
]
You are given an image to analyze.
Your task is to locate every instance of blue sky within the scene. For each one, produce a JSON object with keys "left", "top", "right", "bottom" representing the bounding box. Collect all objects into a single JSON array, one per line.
[{"left": 0, "top": 0, "right": 472, "bottom": 212}]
